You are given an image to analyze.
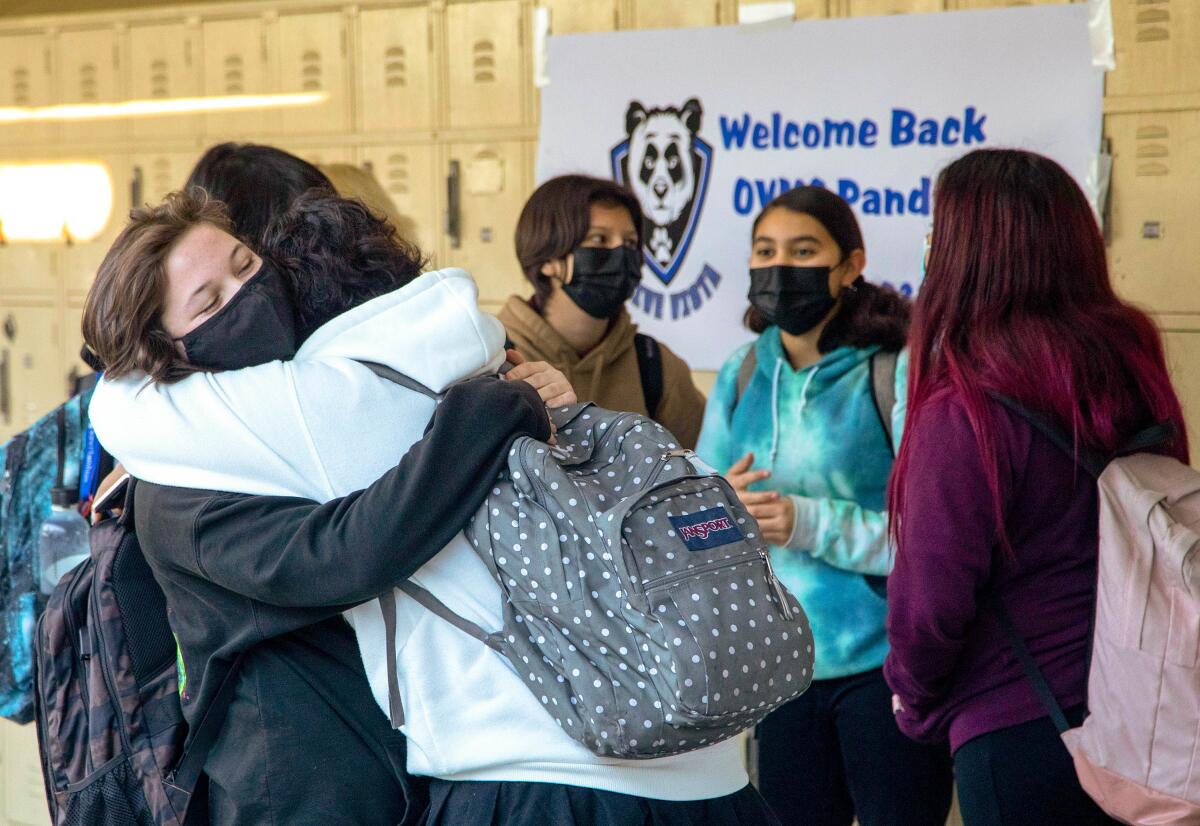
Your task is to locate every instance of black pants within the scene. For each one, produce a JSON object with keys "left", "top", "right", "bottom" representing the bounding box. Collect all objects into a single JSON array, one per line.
[
  {"left": 755, "top": 668, "right": 952, "bottom": 826},
  {"left": 421, "top": 780, "right": 780, "bottom": 826},
  {"left": 954, "top": 705, "right": 1118, "bottom": 826}
]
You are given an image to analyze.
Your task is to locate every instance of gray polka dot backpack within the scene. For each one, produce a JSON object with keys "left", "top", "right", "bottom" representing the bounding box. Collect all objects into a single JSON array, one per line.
[{"left": 366, "top": 367, "right": 815, "bottom": 759}]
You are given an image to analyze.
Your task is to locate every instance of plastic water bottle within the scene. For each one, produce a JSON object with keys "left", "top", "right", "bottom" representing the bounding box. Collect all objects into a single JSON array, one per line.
[{"left": 38, "top": 487, "right": 90, "bottom": 595}]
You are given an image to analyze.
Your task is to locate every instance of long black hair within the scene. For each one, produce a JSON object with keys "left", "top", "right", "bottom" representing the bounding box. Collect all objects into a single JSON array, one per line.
[
  {"left": 746, "top": 186, "right": 909, "bottom": 353},
  {"left": 186, "top": 143, "right": 334, "bottom": 247}
]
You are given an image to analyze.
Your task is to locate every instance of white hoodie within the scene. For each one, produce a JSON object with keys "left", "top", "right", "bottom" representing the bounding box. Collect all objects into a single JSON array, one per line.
[{"left": 89, "top": 268, "right": 746, "bottom": 800}]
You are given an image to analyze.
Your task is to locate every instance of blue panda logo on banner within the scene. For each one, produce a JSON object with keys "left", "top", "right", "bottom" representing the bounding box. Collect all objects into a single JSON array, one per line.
[{"left": 610, "top": 98, "right": 713, "bottom": 288}]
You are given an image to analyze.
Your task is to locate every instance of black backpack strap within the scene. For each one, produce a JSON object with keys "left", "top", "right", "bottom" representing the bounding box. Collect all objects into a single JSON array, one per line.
[
  {"left": 868, "top": 351, "right": 898, "bottom": 457},
  {"left": 634, "top": 333, "right": 664, "bottom": 417},
  {"left": 733, "top": 348, "right": 757, "bottom": 408},
  {"left": 168, "top": 651, "right": 247, "bottom": 815},
  {"left": 994, "top": 599, "right": 1071, "bottom": 734}
]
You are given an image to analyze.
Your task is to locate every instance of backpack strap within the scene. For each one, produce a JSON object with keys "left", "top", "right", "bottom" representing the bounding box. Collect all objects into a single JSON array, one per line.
[
  {"left": 868, "top": 350, "right": 898, "bottom": 456},
  {"left": 168, "top": 651, "right": 248, "bottom": 813},
  {"left": 994, "top": 599, "right": 1072, "bottom": 735},
  {"left": 376, "top": 581, "right": 503, "bottom": 730},
  {"left": 358, "top": 361, "right": 445, "bottom": 401},
  {"left": 733, "top": 348, "right": 757, "bottom": 408},
  {"left": 634, "top": 333, "right": 664, "bottom": 417}
]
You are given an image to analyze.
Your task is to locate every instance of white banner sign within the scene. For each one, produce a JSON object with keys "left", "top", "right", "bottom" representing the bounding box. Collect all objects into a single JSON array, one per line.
[{"left": 537, "top": 5, "right": 1104, "bottom": 370}]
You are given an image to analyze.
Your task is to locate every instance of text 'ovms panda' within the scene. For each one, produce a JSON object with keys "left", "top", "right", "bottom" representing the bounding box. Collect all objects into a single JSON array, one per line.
[{"left": 620, "top": 98, "right": 708, "bottom": 284}]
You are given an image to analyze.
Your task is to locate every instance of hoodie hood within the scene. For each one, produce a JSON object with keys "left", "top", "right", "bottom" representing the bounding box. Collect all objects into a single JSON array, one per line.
[
  {"left": 298, "top": 268, "right": 507, "bottom": 390},
  {"left": 498, "top": 295, "right": 638, "bottom": 405},
  {"left": 90, "top": 267, "right": 506, "bottom": 500}
]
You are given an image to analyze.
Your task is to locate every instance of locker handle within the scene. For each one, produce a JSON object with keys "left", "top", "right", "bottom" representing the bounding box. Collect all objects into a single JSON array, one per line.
[
  {"left": 446, "top": 160, "right": 462, "bottom": 250},
  {"left": 0, "top": 349, "right": 10, "bottom": 426},
  {"left": 131, "top": 166, "right": 144, "bottom": 208}
]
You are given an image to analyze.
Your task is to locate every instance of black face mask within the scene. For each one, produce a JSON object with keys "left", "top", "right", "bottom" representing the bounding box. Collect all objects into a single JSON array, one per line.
[
  {"left": 748, "top": 265, "right": 838, "bottom": 335},
  {"left": 175, "top": 259, "right": 298, "bottom": 371},
  {"left": 561, "top": 245, "right": 643, "bottom": 320}
]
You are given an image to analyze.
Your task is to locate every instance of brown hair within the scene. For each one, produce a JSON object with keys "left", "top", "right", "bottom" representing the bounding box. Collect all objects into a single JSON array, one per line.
[
  {"left": 745, "top": 186, "right": 910, "bottom": 352},
  {"left": 514, "top": 174, "right": 644, "bottom": 303},
  {"left": 82, "top": 188, "right": 232, "bottom": 383}
]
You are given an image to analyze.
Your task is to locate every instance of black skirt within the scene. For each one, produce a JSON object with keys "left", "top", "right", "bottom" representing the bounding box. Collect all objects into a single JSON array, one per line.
[{"left": 420, "top": 780, "right": 780, "bottom": 826}]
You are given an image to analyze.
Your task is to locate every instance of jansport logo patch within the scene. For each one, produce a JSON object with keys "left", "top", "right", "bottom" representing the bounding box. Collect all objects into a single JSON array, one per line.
[{"left": 669, "top": 506, "right": 744, "bottom": 552}]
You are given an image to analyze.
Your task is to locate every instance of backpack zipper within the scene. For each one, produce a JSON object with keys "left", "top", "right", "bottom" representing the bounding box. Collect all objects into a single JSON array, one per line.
[
  {"left": 60, "top": 561, "right": 93, "bottom": 710},
  {"left": 89, "top": 564, "right": 133, "bottom": 757},
  {"left": 641, "top": 550, "right": 764, "bottom": 591}
]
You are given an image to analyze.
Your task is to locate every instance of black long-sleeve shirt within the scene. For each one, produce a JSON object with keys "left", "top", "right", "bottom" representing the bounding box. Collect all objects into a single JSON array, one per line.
[{"left": 134, "top": 378, "right": 549, "bottom": 826}]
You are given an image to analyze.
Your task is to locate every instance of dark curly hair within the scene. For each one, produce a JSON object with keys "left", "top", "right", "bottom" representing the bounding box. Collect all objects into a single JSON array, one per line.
[
  {"left": 260, "top": 192, "right": 428, "bottom": 341},
  {"left": 745, "top": 186, "right": 910, "bottom": 353}
]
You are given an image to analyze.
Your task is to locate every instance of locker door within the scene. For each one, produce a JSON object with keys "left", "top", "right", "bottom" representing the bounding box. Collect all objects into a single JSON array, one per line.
[
  {"left": 539, "top": 0, "right": 618, "bottom": 33},
  {"left": 360, "top": 144, "right": 439, "bottom": 257},
  {"left": 1164, "top": 331, "right": 1200, "bottom": 466},
  {"left": 1, "top": 718, "right": 50, "bottom": 826},
  {"left": 1107, "top": 0, "right": 1200, "bottom": 98},
  {"left": 289, "top": 145, "right": 356, "bottom": 168},
  {"left": 57, "top": 27, "right": 125, "bottom": 143},
  {"left": 443, "top": 141, "right": 530, "bottom": 307},
  {"left": 0, "top": 304, "right": 66, "bottom": 439},
  {"left": 0, "top": 31, "right": 55, "bottom": 146},
  {"left": 201, "top": 16, "right": 279, "bottom": 138},
  {"left": 278, "top": 12, "right": 350, "bottom": 135},
  {"left": 632, "top": 0, "right": 722, "bottom": 28},
  {"left": 62, "top": 154, "right": 131, "bottom": 297},
  {"left": 357, "top": 6, "right": 434, "bottom": 132},
  {"left": 127, "top": 22, "right": 201, "bottom": 140},
  {"left": 948, "top": 0, "right": 1068, "bottom": 9},
  {"left": 0, "top": 244, "right": 57, "bottom": 295},
  {"left": 133, "top": 151, "right": 201, "bottom": 205},
  {"left": 1106, "top": 111, "right": 1200, "bottom": 314},
  {"left": 64, "top": 303, "right": 88, "bottom": 385},
  {"left": 846, "top": 0, "right": 942, "bottom": 15},
  {"left": 446, "top": 0, "right": 525, "bottom": 129}
]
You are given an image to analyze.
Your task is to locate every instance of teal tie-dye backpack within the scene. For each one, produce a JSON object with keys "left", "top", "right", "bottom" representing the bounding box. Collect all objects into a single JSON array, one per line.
[{"left": 0, "top": 383, "right": 100, "bottom": 723}]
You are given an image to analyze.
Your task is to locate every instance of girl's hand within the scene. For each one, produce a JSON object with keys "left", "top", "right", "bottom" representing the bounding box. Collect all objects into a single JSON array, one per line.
[
  {"left": 726, "top": 452, "right": 794, "bottom": 545},
  {"left": 504, "top": 349, "right": 577, "bottom": 408}
]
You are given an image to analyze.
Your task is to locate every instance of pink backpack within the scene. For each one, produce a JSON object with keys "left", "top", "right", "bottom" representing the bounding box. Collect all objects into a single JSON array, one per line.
[{"left": 997, "top": 397, "right": 1198, "bottom": 825}]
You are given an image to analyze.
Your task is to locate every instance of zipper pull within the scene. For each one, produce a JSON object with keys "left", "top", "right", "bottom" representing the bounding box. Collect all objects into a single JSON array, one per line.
[{"left": 760, "top": 551, "right": 794, "bottom": 621}]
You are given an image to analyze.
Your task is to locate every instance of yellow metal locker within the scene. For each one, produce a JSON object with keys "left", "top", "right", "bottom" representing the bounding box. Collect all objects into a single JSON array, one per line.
[
  {"left": 132, "top": 151, "right": 202, "bottom": 206},
  {"left": 443, "top": 140, "right": 530, "bottom": 307},
  {"left": 845, "top": 0, "right": 943, "bottom": 16},
  {"left": 357, "top": 5, "right": 436, "bottom": 132},
  {"left": 445, "top": 0, "right": 526, "bottom": 129},
  {"left": 0, "top": 304, "right": 66, "bottom": 440},
  {"left": 947, "top": 0, "right": 1069, "bottom": 9},
  {"left": 0, "top": 30, "right": 56, "bottom": 147},
  {"left": 1106, "top": 110, "right": 1200, "bottom": 315},
  {"left": 63, "top": 303, "right": 89, "bottom": 386},
  {"left": 1163, "top": 330, "right": 1200, "bottom": 460},
  {"left": 360, "top": 143, "right": 440, "bottom": 258},
  {"left": 1, "top": 717, "right": 50, "bottom": 826},
  {"left": 278, "top": 11, "right": 351, "bottom": 135},
  {"left": 201, "top": 15, "right": 280, "bottom": 139},
  {"left": 56, "top": 27, "right": 126, "bottom": 144},
  {"left": 632, "top": 0, "right": 725, "bottom": 28},
  {"left": 61, "top": 154, "right": 130, "bottom": 297},
  {"left": 0, "top": 245, "right": 58, "bottom": 296},
  {"left": 1108, "top": 0, "right": 1200, "bottom": 99},
  {"left": 126, "top": 21, "right": 201, "bottom": 140},
  {"left": 539, "top": 0, "right": 619, "bottom": 33}
]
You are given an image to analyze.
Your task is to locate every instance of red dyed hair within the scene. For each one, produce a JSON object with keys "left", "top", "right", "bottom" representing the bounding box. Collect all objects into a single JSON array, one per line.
[{"left": 888, "top": 149, "right": 1188, "bottom": 553}]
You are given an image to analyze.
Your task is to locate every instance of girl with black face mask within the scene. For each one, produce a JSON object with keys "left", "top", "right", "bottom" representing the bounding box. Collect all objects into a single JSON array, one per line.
[
  {"left": 696, "top": 187, "right": 953, "bottom": 826},
  {"left": 501, "top": 174, "right": 707, "bottom": 448}
]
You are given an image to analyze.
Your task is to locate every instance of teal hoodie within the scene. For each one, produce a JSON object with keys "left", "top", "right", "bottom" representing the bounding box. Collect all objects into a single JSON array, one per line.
[{"left": 696, "top": 329, "right": 907, "bottom": 680}]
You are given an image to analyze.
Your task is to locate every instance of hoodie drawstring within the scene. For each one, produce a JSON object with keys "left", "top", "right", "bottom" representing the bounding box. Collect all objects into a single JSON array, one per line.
[{"left": 770, "top": 360, "right": 820, "bottom": 469}]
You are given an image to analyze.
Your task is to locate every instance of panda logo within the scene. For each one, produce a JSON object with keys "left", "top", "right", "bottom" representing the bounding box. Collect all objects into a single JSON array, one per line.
[{"left": 611, "top": 98, "right": 713, "bottom": 287}]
